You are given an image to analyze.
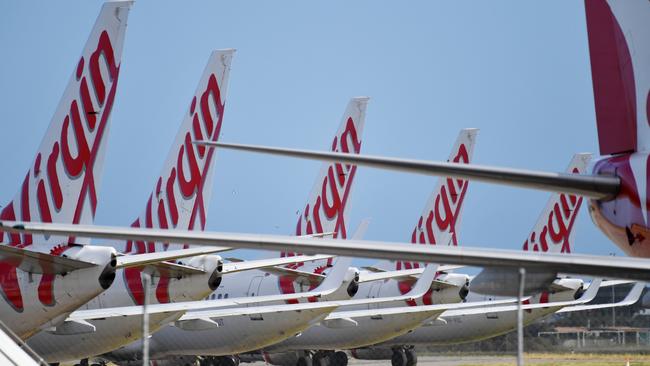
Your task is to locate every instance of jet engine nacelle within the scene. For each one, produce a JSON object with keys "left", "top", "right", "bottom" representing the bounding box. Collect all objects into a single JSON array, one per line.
[
  {"left": 6, "top": 245, "right": 117, "bottom": 339},
  {"left": 552, "top": 278, "right": 585, "bottom": 301},
  {"left": 432, "top": 273, "right": 470, "bottom": 304},
  {"left": 163, "top": 254, "right": 223, "bottom": 302},
  {"left": 321, "top": 267, "right": 359, "bottom": 301}
]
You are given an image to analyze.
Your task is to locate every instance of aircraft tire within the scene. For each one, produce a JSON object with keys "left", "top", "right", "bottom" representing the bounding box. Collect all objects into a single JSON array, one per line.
[
  {"left": 296, "top": 355, "right": 313, "bottom": 366},
  {"left": 391, "top": 349, "right": 407, "bottom": 366},
  {"left": 405, "top": 348, "right": 417, "bottom": 366},
  {"left": 330, "top": 351, "right": 348, "bottom": 366},
  {"left": 211, "top": 356, "right": 239, "bottom": 366}
]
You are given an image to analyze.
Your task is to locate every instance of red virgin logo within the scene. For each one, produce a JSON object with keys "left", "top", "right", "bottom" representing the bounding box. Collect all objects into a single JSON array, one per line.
[
  {"left": 0, "top": 30, "right": 120, "bottom": 310},
  {"left": 279, "top": 117, "right": 361, "bottom": 301},
  {"left": 124, "top": 73, "right": 226, "bottom": 305},
  {"left": 523, "top": 168, "right": 583, "bottom": 254}
]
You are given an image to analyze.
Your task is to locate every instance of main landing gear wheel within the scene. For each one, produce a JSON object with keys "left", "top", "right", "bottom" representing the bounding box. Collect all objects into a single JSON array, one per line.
[
  {"left": 311, "top": 351, "right": 328, "bottom": 366},
  {"left": 405, "top": 348, "right": 418, "bottom": 366},
  {"left": 209, "top": 356, "right": 239, "bottom": 366},
  {"left": 296, "top": 355, "right": 313, "bottom": 366},
  {"left": 324, "top": 351, "right": 348, "bottom": 366},
  {"left": 391, "top": 348, "right": 408, "bottom": 366}
]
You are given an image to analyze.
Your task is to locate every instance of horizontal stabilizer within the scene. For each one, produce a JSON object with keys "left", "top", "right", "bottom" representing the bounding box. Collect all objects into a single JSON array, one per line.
[
  {"left": 116, "top": 247, "right": 228, "bottom": 269},
  {"left": 143, "top": 261, "right": 206, "bottom": 277},
  {"left": 198, "top": 141, "right": 619, "bottom": 200},
  {"left": 222, "top": 254, "right": 334, "bottom": 274},
  {"left": 0, "top": 244, "right": 96, "bottom": 274},
  {"left": 223, "top": 256, "right": 328, "bottom": 281},
  {"left": 258, "top": 266, "right": 326, "bottom": 282}
]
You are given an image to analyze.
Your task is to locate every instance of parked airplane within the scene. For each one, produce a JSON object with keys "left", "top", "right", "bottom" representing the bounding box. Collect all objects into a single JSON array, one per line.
[
  {"left": 95, "top": 97, "right": 369, "bottom": 365},
  {"left": 18, "top": 48, "right": 338, "bottom": 364},
  {"left": 0, "top": 1, "right": 136, "bottom": 339},
  {"left": 346, "top": 155, "right": 597, "bottom": 365},
  {"left": 186, "top": 0, "right": 650, "bottom": 283},
  {"left": 342, "top": 281, "right": 643, "bottom": 366},
  {"left": 244, "top": 148, "right": 588, "bottom": 366}
]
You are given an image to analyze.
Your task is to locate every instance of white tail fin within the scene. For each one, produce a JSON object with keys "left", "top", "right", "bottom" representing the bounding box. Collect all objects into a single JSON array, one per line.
[
  {"left": 0, "top": 2, "right": 132, "bottom": 249},
  {"left": 123, "top": 50, "right": 235, "bottom": 254},
  {"left": 293, "top": 97, "right": 368, "bottom": 239},
  {"left": 522, "top": 153, "right": 592, "bottom": 253},
  {"left": 278, "top": 98, "right": 367, "bottom": 276},
  {"left": 392, "top": 129, "right": 478, "bottom": 271}
]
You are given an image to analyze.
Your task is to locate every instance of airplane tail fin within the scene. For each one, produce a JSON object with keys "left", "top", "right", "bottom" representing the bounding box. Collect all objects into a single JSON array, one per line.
[
  {"left": 522, "top": 153, "right": 592, "bottom": 253},
  {"left": 292, "top": 97, "right": 369, "bottom": 240},
  {"left": 386, "top": 129, "right": 478, "bottom": 272},
  {"left": 123, "top": 50, "right": 235, "bottom": 254},
  {"left": 279, "top": 98, "right": 368, "bottom": 273},
  {"left": 585, "top": 0, "right": 650, "bottom": 155},
  {"left": 409, "top": 128, "right": 478, "bottom": 247},
  {"left": 0, "top": 1, "right": 132, "bottom": 249}
]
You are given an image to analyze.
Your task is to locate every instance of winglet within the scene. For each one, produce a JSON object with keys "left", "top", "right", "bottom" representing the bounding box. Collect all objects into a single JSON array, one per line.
[
  {"left": 351, "top": 219, "right": 371, "bottom": 240},
  {"left": 580, "top": 278, "right": 602, "bottom": 302},
  {"left": 558, "top": 282, "right": 646, "bottom": 313},
  {"left": 404, "top": 264, "right": 438, "bottom": 299},
  {"left": 312, "top": 257, "right": 353, "bottom": 295}
]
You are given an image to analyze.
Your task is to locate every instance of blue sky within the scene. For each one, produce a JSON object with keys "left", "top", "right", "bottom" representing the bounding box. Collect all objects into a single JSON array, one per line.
[{"left": 0, "top": 1, "right": 620, "bottom": 264}]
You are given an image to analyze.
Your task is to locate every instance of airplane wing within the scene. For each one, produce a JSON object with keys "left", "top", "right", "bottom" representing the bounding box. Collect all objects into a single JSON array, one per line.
[
  {"left": 358, "top": 268, "right": 458, "bottom": 290},
  {"left": 361, "top": 264, "right": 464, "bottom": 276},
  {"left": 439, "top": 279, "right": 606, "bottom": 318},
  {"left": 184, "top": 264, "right": 441, "bottom": 321},
  {"left": 197, "top": 141, "right": 620, "bottom": 200},
  {"left": 556, "top": 282, "right": 646, "bottom": 313},
  {"left": 115, "top": 247, "right": 230, "bottom": 269},
  {"left": 171, "top": 302, "right": 340, "bottom": 331},
  {"left": 221, "top": 254, "right": 334, "bottom": 274},
  {"left": 255, "top": 266, "right": 326, "bottom": 282},
  {"left": 321, "top": 296, "right": 522, "bottom": 326},
  {"left": 0, "top": 244, "right": 96, "bottom": 275},
  {"left": 4, "top": 221, "right": 650, "bottom": 283},
  {"left": 68, "top": 254, "right": 352, "bottom": 322},
  {"left": 359, "top": 268, "right": 424, "bottom": 283}
]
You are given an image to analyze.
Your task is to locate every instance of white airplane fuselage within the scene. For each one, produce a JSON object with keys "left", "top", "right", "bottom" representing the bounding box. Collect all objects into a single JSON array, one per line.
[
  {"left": 25, "top": 254, "right": 222, "bottom": 363},
  {"left": 377, "top": 288, "right": 575, "bottom": 348}
]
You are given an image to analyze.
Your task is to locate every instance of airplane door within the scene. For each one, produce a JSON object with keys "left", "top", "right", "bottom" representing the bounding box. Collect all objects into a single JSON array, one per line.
[
  {"left": 485, "top": 296, "right": 499, "bottom": 319},
  {"left": 246, "top": 276, "right": 264, "bottom": 306},
  {"left": 367, "top": 281, "right": 383, "bottom": 309}
]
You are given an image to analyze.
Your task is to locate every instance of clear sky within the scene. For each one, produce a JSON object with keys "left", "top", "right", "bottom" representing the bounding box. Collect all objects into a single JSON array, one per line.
[{"left": 0, "top": 1, "right": 620, "bottom": 265}]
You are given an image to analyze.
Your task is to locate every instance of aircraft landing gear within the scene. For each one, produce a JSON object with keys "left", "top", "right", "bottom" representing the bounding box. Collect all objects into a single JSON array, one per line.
[
  {"left": 311, "top": 351, "right": 328, "bottom": 366},
  {"left": 391, "top": 348, "right": 407, "bottom": 366},
  {"left": 201, "top": 355, "right": 239, "bottom": 366},
  {"left": 328, "top": 351, "right": 348, "bottom": 366},
  {"left": 390, "top": 347, "right": 417, "bottom": 366},
  {"left": 296, "top": 354, "right": 313, "bottom": 366},
  {"left": 404, "top": 347, "right": 417, "bottom": 366}
]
